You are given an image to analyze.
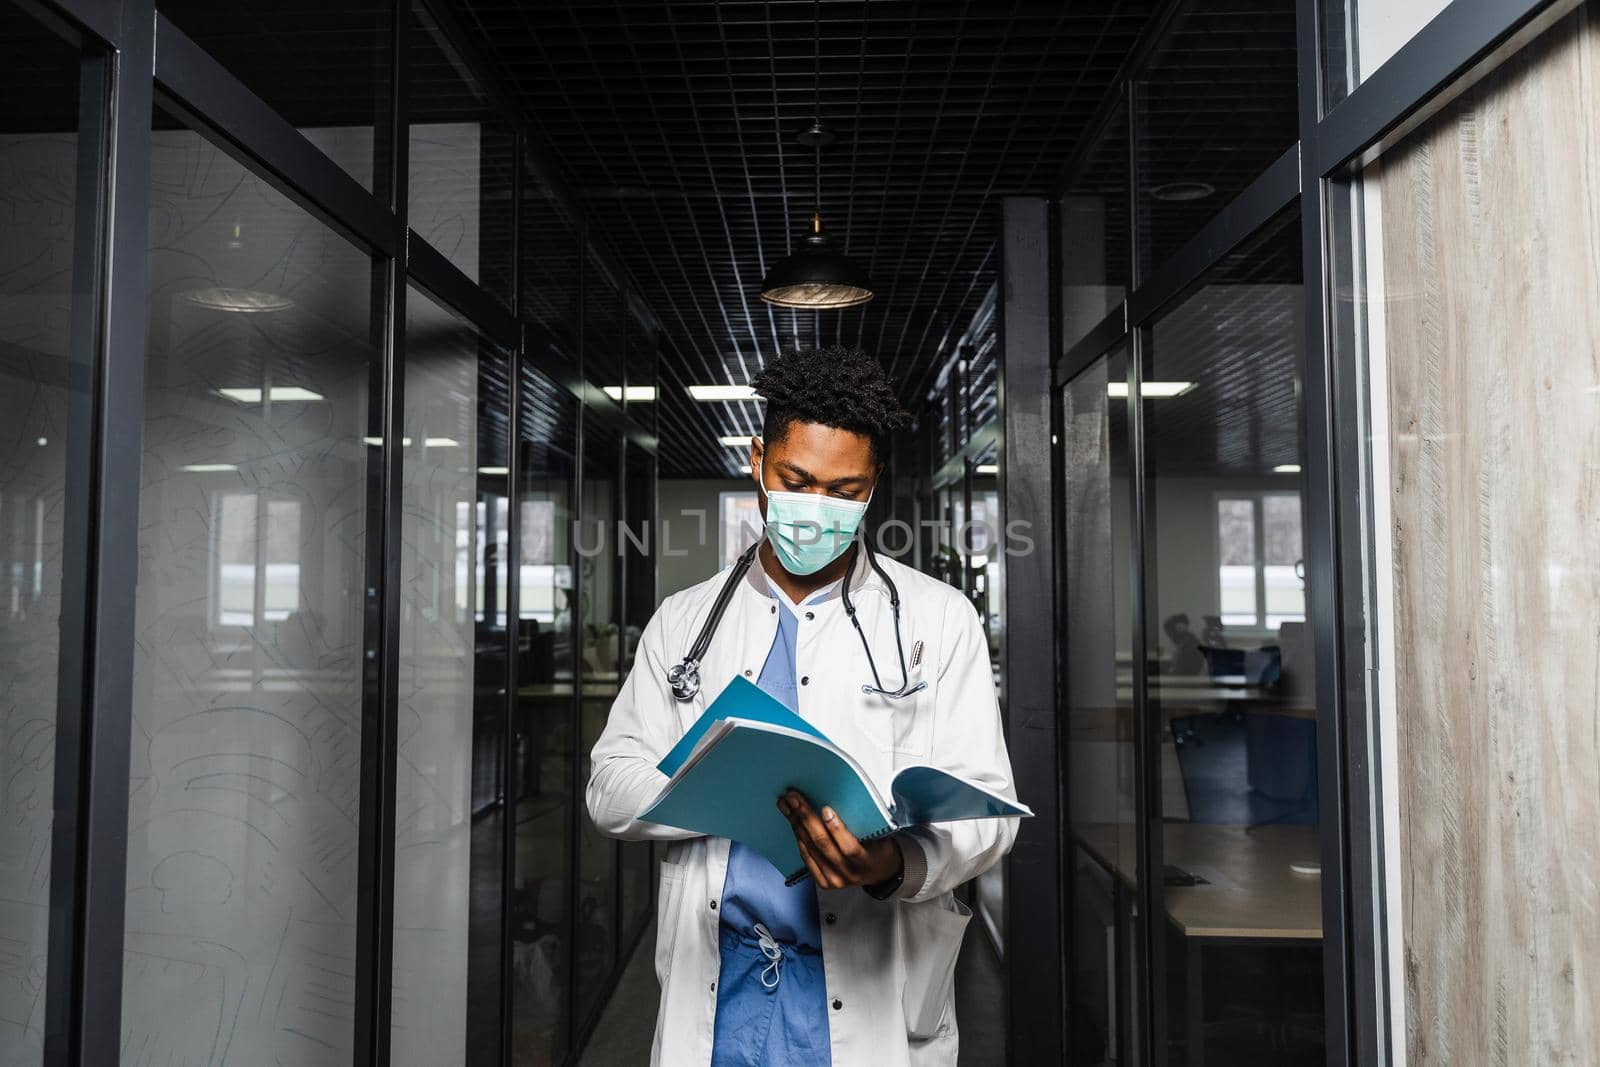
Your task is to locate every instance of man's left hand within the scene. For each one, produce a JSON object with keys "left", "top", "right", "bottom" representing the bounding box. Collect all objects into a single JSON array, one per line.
[{"left": 777, "top": 788, "right": 903, "bottom": 890}]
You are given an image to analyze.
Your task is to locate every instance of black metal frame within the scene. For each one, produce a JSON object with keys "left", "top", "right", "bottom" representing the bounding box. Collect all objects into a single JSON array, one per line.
[
  {"left": 1039, "top": 0, "right": 1575, "bottom": 1063},
  {"left": 42, "top": 3, "right": 153, "bottom": 1062},
  {"left": 997, "top": 196, "right": 1063, "bottom": 1064},
  {"left": 26, "top": 0, "right": 664, "bottom": 1063}
]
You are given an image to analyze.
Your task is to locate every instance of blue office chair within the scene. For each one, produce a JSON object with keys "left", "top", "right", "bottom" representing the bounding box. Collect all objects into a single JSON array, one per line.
[{"left": 1170, "top": 712, "right": 1317, "bottom": 826}]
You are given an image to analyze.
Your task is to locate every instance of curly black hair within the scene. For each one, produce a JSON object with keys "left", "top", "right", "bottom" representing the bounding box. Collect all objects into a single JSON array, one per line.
[{"left": 750, "top": 345, "right": 912, "bottom": 465}]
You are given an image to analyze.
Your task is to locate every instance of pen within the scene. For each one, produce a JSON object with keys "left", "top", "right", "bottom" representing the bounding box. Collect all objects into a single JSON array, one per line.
[{"left": 784, "top": 869, "right": 811, "bottom": 887}]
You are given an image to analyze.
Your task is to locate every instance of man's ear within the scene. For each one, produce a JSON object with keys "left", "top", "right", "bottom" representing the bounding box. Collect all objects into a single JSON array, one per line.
[{"left": 750, "top": 437, "right": 764, "bottom": 490}]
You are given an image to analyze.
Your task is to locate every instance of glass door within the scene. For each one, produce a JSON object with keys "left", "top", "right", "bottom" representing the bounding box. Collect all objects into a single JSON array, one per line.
[
  {"left": 1140, "top": 212, "right": 1323, "bottom": 1064},
  {"left": 1062, "top": 346, "right": 1141, "bottom": 1065}
]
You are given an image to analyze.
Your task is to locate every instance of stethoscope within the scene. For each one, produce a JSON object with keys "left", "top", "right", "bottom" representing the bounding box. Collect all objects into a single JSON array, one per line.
[{"left": 666, "top": 537, "right": 929, "bottom": 702}]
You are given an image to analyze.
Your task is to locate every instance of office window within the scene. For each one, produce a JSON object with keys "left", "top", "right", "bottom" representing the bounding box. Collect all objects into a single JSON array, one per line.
[
  {"left": 122, "top": 114, "right": 377, "bottom": 1063},
  {"left": 719, "top": 490, "right": 760, "bottom": 567},
  {"left": 457, "top": 497, "right": 511, "bottom": 628},
  {"left": 1216, "top": 492, "right": 1305, "bottom": 629},
  {"left": 213, "top": 492, "right": 303, "bottom": 626},
  {"left": 518, "top": 498, "right": 567, "bottom": 623}
]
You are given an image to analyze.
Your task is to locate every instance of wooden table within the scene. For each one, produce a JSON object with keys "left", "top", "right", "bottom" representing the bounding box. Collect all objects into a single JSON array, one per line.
[
  {"left": 1076, "top": 822, "right": 1322, "bottom": 940},
  {"left": 1073, "top": 821, "right": 1323, "bottom": 1064},
  {"left": 1067, "top": 698, "right": 1315, "bottom": 745}
]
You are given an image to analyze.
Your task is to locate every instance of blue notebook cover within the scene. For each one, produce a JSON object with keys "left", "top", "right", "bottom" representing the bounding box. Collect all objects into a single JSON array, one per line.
[
  {"left": 641, "top": 678, "right": 1032, "bottom": 879},
  {"left": 645, "top": 720, "right": 893, "bottom": 880},
  {"left": 655, "top": 675, "right": 826, "bottom": 777}
]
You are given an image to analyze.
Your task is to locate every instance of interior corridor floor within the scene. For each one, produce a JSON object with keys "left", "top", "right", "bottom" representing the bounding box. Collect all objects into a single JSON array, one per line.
[{"left": 577, "top": 912, "right": 1008, "bottom": 1065}]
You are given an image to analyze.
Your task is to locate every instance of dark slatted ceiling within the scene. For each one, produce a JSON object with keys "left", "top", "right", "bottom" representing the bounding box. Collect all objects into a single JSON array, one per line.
[{"left": 447, "top": 0, "right": 1157, "bottom": 476}]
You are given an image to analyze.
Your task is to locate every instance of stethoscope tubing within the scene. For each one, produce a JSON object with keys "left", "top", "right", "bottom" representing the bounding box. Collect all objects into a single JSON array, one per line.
[{"left": 668, "top": 538, "right": 923, "bottom": 702}]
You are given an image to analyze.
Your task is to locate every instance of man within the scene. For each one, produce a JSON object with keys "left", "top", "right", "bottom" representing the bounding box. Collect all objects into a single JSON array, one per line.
[{"left": 586, "top": 345, "right": 1018, "bottom": 1066}]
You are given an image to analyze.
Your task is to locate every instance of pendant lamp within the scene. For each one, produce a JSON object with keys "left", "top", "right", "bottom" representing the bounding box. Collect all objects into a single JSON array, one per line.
[
  {"left": 759, "top": 5, "right": 874, "bottom": 310},
  {"left": 759, "top": 124, "right": 874, "bottom": 309}
]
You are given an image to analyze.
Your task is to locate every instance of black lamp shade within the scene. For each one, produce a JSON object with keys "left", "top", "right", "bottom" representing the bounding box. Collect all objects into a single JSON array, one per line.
[{"left": 760, "top": 232, "right": 875, "bottom": 309}]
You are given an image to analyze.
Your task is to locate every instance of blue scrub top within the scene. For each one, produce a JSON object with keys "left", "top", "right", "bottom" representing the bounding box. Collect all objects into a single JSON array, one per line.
[{"left": 711, "top": 578, "right": 833, "bottom": 1065}]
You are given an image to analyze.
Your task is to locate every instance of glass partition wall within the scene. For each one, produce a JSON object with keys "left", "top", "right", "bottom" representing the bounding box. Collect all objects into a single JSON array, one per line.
[
  {"left": 1060, "top": 198, "right": 1324, "bottom": 1066},
  {"left": 509, "top": 361, "right": 579, "bottom": 1063},
  {"left": 390, "top": 289, "right": 513, "bottom": 1064},
  {"left": 1048, "top": 0, "right": 1600, "bottom": 1062},
  {"left": 122, "top": 116, "right": 381, "bottom": 1063},
  {"left": 0, "top": 0, "right": 661, "bottom": 1063},
  {"left": 1141, "top": 214, "right": 1322, "bottom": 1064}
]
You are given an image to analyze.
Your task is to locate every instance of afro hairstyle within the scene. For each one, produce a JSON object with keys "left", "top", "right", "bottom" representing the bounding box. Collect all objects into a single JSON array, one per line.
[{"left": 749, "top": 345, "right": 912, "bottom": 466}]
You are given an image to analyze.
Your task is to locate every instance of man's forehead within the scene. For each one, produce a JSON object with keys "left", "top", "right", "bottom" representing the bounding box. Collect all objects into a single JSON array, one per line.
[{"left": 767, "top": 430, "right": 874, "bottom": 482}]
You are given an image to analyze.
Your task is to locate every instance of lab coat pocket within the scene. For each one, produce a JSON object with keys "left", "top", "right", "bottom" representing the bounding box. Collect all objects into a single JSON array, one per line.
[
  {"left": 654, "top": 860, "right": 686, "bottom": 987},
  {"left": 890, "top": 665, "right": 935, "bottom": 760},
  {"left": 899, "top": 893, "right": 971, "bottom": 1039}
]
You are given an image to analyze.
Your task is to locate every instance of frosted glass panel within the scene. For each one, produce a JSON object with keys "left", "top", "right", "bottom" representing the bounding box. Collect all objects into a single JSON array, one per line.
[
  {"left": 0, "top": 3, "right": 86, "bottom": 1060},
  {"left": 389, "top": 289, "right": 511, "bottom": 1064},
  {"left": 121, "top": 120, "right": 376, "bottom": 1064}
]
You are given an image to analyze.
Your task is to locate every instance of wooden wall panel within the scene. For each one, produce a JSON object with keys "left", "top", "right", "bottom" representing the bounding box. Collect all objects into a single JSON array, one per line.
[{"left": 1379, "top": 7, "right": 1600, "bottom": 1063}]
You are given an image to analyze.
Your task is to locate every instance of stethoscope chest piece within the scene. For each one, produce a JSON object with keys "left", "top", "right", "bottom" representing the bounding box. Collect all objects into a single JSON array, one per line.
[{"left": 667, "top": 659, "right": 701, "bottom": 701}]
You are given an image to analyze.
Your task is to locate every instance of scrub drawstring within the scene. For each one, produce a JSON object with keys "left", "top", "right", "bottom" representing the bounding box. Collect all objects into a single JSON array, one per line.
[{"left": 753, "top": 923, "right": 783, "bottom": 990}]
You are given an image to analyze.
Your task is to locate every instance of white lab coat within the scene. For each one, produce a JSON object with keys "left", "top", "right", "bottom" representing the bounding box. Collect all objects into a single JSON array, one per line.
[{"left": 586, "top": 546, "right": 1019, "bottom": 1066}]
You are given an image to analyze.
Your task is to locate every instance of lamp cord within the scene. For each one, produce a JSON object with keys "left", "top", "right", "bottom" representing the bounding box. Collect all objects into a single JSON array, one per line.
[{"left": 813, "top": 0, "right": 821, "bottom": 222}]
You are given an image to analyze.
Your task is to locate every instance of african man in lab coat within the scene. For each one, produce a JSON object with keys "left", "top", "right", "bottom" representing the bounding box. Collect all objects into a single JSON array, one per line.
[{"left": 586, "top": 345, "right": 1019, "bottom": 1065}]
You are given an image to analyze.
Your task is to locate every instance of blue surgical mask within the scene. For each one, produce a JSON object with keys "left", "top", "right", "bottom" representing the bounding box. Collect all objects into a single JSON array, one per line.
[{"left": 757, "top": 457, "right": 872, "bottom": 576}]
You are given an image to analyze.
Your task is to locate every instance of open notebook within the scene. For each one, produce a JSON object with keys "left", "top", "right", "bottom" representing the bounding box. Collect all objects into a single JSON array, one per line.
[{"left": 641, "top": 676, "right": 1030, "bottom": 881}]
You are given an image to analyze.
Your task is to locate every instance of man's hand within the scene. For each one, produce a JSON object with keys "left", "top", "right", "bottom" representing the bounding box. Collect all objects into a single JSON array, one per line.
[{"left": 777, "top": 789, "right": 903, "bottom": 890}]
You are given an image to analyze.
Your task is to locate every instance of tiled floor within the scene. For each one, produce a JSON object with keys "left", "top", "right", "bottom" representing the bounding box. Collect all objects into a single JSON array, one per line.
[{"left": 577, "top": 913, "right": 1008, "bottom": 1065}]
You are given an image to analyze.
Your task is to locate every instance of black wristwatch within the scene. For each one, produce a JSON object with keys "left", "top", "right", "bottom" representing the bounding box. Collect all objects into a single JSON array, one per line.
[{"left": 863, "top": 839, "right": 906, "bottom": 900}]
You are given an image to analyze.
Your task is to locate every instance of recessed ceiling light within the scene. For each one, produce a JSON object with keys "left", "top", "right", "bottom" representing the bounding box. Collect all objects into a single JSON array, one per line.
[
  {"left": 688, "top": 385, "right": 759, "bottom": 402},
  {"left": 180, "top": 463, "right": 238, "bottom": 473},
  {"left": 1150, "top": 181, "right": 1216, "bottom": 203},
  {"left": 181, "top": 286, "right": 295, "bottom": 313},
  {"left": 720, "top": 435, "right": 754, "bottom": 447},
  {"left": 975, "top": 464, "right": 999, "bottom": 475},
  {"left": 604, "top": 386, "right": 657, "bottom": 402},
  {"left": 218, "top": 387, "right": 325, "bottom": 404},
  {"left": 425, "top": 437, "right": 459, "bottom": 448},
  {"left": 1106, "top": 381, "right": 1195, "bottom": 399},
  {"left": 738, "top": 465, "right": 753, "bottom": 475},
  {"left": 1274, "top": 464, "right": 1302, "bottom": 474},
  {"left": 362, "top": 436, "right": 414, "bottom": 447},
  {"left": 36, "top": 437, "right": 47, "bottom": 447},
  {"left": 478, "top": 466, "right": 509, "bottom": 476}
]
